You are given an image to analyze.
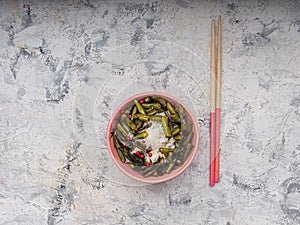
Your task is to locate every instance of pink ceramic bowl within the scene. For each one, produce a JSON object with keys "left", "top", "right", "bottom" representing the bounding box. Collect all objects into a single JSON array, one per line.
[{"left": 106, "top": 92, "right": 199, "bottom": 184}]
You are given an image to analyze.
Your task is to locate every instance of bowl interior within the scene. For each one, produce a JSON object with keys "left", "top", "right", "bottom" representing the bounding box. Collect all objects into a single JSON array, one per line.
[{"left": 106, "top": 92, "right": 199, "bottom": 183}]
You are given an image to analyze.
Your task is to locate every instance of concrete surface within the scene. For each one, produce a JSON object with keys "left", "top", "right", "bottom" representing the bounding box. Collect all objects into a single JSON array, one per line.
[{"left": 0, "top": 0, "right": 299, "bottom": 224}]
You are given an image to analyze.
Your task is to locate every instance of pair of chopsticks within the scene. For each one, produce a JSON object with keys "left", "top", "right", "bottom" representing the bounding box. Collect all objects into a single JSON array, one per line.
[{"left": 210, "top": 16, "right": 222, "bottom": 187}]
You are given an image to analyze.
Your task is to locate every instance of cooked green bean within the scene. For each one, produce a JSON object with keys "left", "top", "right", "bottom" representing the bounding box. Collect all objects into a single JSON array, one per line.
[
  {"left": 183, "top": 143, "right": 193, "bottom": 161},
  {"left": 144, "top": 97, "right": 151, "bottom": 103},
  {"left": 184, "top": 131, "right": 193, "bottom": 146},
  {"left": 117, "top": 123, "right": 128, "bottom": 137},
  {"left": 178, "top": 104, "right": 185, "bottom": 117},
  {"left": 166, "top": 102, "right": 176, "bottom": 114},
  {"left": 159, "top": 147, "right": 175, "bottom": 155},
  {"left": 127, "top": 119, "right": 137, "bottom": 130},
  {"left": 128, "top": 163, "right": 135, "bottom": 169},
  {"left": 153, "top": 96, "right": 167, "bottom": 107},
  {"left": 142, "top": 103, "right": 161, "bottom": 109},
  {"left": 115, "top": 130, "right": 125, "bottom": 140},
  {"left": 187, "top": 121, "right": 192, "bottom": 132},
  {"left": 134, "top": 99, "right": 146, "bottom": 115},
  {"left": 121, "top": 121, "right": 130, "bottom": 133},
  {"left": 131, "top": 106, "right": 137, "bottom": 119},
  {"left": 135, "top": 120, "right": 143, "bottom": 129},
  {"left": 113, "top": 135, "right": 121, "bottom": 149},
  {"left": 120, "top": 114, "right": 127, "bottom": 123},
  {"left": 171, "top": 127, "right": 181, "bottom": 136},
  {"left": 143, "top": 166, "right": 157, "bottom": 177},
  {"left": 117, "top": 149, "right": 126, "bottom": 163},
  {"left": 170, "top": 114, "right": 181, "bottom": 123},
  {"left": 165, "top": 162, "right": 175, "bottom": 174},
  {"left": 174, "top": 134, "right": 182, "bottom": 140},
  {"left": 150, "top": 115, "right": 163, "bottom": 121},
  {"left": 161, "top": 116, "right": 172, "bottom": 138},
  {"left": 145, "top": 107, "right": 154, "bottom": 113},
  {"left": 134, "top": 113, "right": 149, "bottom": 122},
  {"left": 134, "top": 131, "right": 148, "bottom": 139},
  {"left": 146, "top": 109, "right": 158, "bottom": 116}
]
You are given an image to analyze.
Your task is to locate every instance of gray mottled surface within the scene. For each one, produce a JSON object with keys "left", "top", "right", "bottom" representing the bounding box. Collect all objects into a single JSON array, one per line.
[{"left": 0, "top": 0, "right": 300, "bottom": 224}]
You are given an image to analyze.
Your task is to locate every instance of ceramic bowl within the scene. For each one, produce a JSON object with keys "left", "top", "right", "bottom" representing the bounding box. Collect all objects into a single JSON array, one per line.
[{"left": 106, "top": 92, "right": 199, "bottom": 184}]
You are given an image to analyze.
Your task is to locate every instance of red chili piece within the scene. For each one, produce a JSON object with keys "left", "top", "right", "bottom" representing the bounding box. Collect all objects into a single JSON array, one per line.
[
  {"left": 140, "top": 154, "right": 145, "bottom": 159},
  {"left": 139, "top": 99, "right": 144, "bottom": 104},
  {"left": 148, "top": 152, "right": 152, "bottom": 157},
  {"left": 145, "top": 162, "right": 150, "bottom": 166},
  {"left": 135, "top": 151, "right": 141, "bottom": 156}
]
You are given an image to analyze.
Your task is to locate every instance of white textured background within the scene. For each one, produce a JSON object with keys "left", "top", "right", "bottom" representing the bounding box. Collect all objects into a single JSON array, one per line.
[{"left": 0, "top": 0, "right": 300, "bottom": 224}]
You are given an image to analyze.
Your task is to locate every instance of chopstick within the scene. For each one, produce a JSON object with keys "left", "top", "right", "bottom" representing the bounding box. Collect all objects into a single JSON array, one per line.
[
  {"left": 209, "top": 19, "right": 216, "bottom": 187},
  {"left": 210, "top": 16, "right": 222, "bottom": 187},
  {"left": 215, "top": 16, "right": 222, "bottom": 183}
]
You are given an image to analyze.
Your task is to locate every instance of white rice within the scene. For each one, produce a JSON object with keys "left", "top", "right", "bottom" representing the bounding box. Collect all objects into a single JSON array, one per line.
[{"left": 134, "top": 120, "right": 175, "bottom": 163}]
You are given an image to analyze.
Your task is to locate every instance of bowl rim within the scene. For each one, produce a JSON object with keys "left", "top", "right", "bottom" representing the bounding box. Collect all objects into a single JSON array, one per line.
[{"left": 106, "top": 92, "right": 200, "bottom": 184}]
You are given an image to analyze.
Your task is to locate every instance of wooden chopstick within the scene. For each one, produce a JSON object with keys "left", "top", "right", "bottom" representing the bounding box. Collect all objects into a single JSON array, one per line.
[
  {"left": 215, "top": 16, "right": 222, "bottom": 183},
  {"left": 209, "top": 19, "right": 216, "bottom": 187}
]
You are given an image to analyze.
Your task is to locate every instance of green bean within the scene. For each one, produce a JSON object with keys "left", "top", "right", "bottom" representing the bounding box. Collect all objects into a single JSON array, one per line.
[
  {"left": 144, "top": 97, "right": 151, "bottom": 103},
  {"left": 164, "top": 162, "right": 175, "bottom": 174},
  {"left": 187, "top": 121, "right": 192, "bottom": 132},
  {"left": 145, "top": 107, "right": 154, "bottom": 113},
  {"left": 146, "top": 109, "right": 158, "bottom": 116},
  {"left": 150, "top": 115, "right": 163, "bottom": 121},
  {"left": 121, "top": 121, "right": 130, "bottom": 133},
  {"left": 117, "top": 123, "right": 128, "bottom": 137},
  {"left": 166, "top": 102, "right": 176, "bottom": 114},
  {"left": 167, "top": 154, "right": 173, "bottom": 163},
  {"left": 128, "top": 163, "right": 135, "bottom": 169},
  {"left": 170, "top": 113, "right": 181, "bottom": 123},
  {"left": 161, "top": 116, "right": 172, "bottom": 138},
  {"left": 165, "top": 110, "right": 171, "bottom": 119},
  {"left": 183, "top": 143, "right": 193, "bottom": 162},
  {"left": 181, "top": 119, "right": 188, "bottom": 132},
  {"left": 134, "top": 114, "right": 149, "bottom": 122},
  {"left": 127, "top": 119, "right": 137, "bottom": 130},
  {"left": 113, "top": 135, "right": 121, "bottom": 149},
  {"left": 117, "top": 149, "right": 126, "bottom": 163},
  {"left": 174, "top": 134, "right": 182, "bottom": 140},
  {"left": 157, "top": 108, "right": 165, "bottom": 113},
  {"left": 120, "top": 114, "right": 127, "bottom": 123},
  {"left": 143, "top": 166, "right": 157, "bottom": 177},
  {"left": 115, "top": 130, "right": 125, "bottom": 141},
  {"left": 152, "top": 96, "right": 167, "bottom": 107},
  {"left": 159, "top": 147, "right": 175, "bottom": 155},
  {"left": 125, "top": 109, "right": 131, "bottom": 115},
  {"left": 171, "top": 127, "right": 181, "bottom": 136},
  {"left": 131, "top": 106, "right": 137, "bottom": 119},
  {"left": 135, "top": 120, "right": 143, "bottom": 130},
  {"left": 184, "top": 131, "right": 193, "bottom": 146},
  {"left": 142, "top": 103, "right": 161, "bottom": 109},
  {"left": 178, "top": 104, "right": 185, "bottom": 117},
  {"left": 134, "top": 99, "right": 146, "bottom": 115},
  {"left": 134, "top": 131, "right": 148, "bottom": 139},
  {"left": 139, "top": 122, "right": 152, "bottom": 130}
]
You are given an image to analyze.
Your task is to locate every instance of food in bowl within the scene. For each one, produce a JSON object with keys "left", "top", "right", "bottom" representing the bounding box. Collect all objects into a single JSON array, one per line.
[{"left": 109, "top": 94, "right": 196, "bottom": 178}]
